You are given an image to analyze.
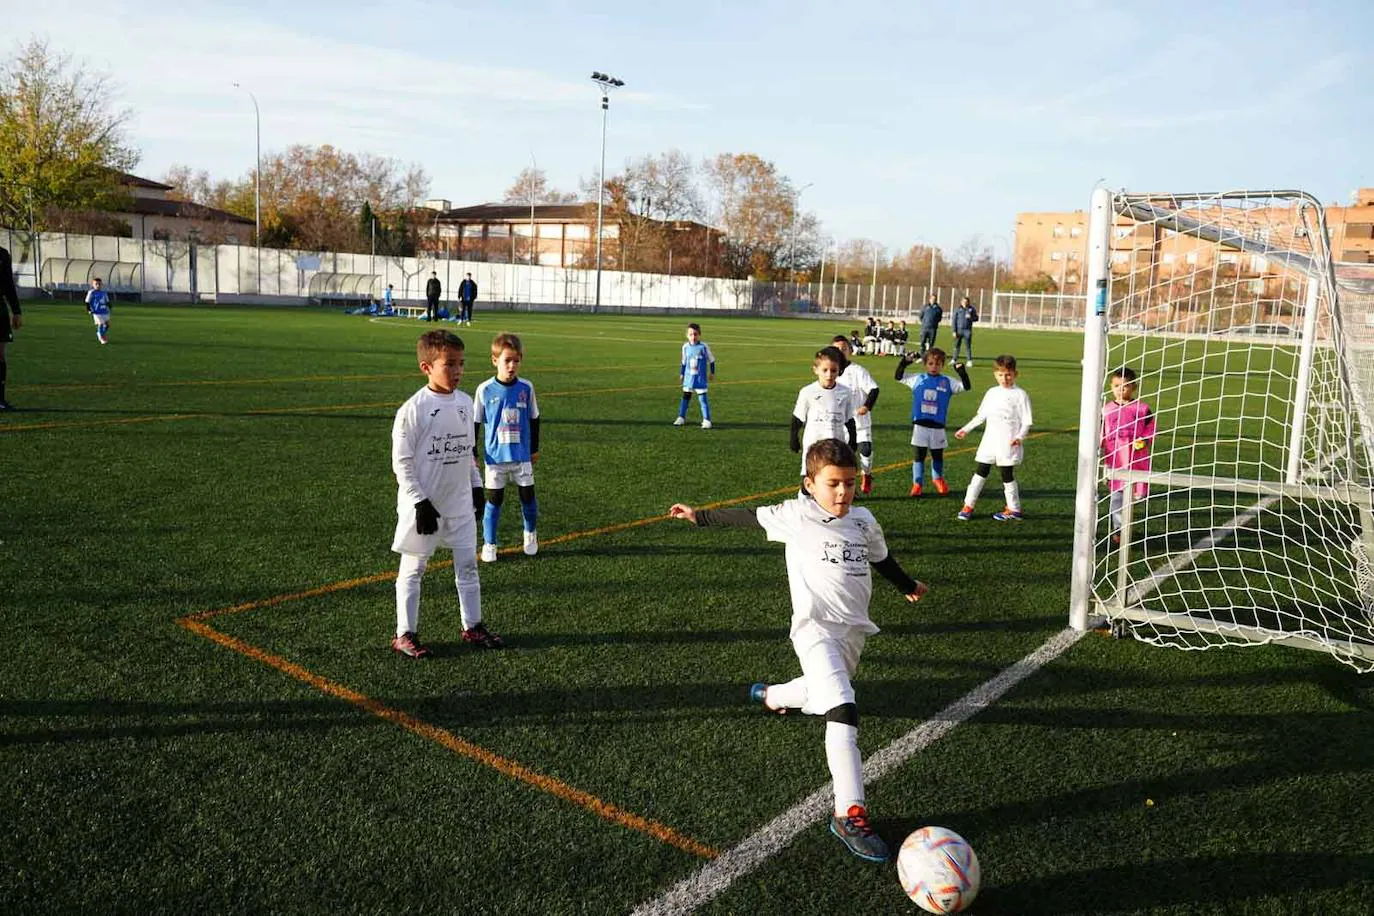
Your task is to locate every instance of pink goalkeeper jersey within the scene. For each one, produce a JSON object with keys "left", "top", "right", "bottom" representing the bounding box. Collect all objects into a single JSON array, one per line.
[{"left": 1101, "top": 399, "right": 1156, "bottom": 494}]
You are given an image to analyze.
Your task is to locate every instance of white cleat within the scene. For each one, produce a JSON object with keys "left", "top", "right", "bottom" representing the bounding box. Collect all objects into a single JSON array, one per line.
[
  {"left": 480, "top": 543, "right": 498, "bottom": 563},
  {"left": 673, "top": 416, "right": 686, "bottom": 426},
  {"left": 523, "top": 530, "right": 538, "bottom": 556},
  {"left": 701, "top": 419, "right": 712, "bottom": 429}
]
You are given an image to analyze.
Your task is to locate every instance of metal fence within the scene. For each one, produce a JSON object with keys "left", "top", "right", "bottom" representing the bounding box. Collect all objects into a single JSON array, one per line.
[{"left": 2, "top": 226, "right": 1055, "bottom": 325}]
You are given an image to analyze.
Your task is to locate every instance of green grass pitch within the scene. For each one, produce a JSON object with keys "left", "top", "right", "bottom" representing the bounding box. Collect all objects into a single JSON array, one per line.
[{"left": 3, "top": 302, "right": 1372, "bottom": 915}]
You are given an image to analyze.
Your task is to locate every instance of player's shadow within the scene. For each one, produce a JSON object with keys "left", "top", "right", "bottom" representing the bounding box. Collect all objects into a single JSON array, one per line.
[{"left": 0, "top": 697, "right": 375, "bottom": 746}]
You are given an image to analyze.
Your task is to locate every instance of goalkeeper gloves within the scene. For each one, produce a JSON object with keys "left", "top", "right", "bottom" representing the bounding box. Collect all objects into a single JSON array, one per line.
[{"left": 415, "top": 499, "right": 441, "bottom": 535}]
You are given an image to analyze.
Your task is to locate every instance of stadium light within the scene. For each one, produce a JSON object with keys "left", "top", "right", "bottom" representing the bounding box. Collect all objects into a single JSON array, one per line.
[
  {"left": 590, "top": 71, "right": 625, "bottom": 311},
  {"left": 232, "top": 82, "right": 261, "bottom": 293}
]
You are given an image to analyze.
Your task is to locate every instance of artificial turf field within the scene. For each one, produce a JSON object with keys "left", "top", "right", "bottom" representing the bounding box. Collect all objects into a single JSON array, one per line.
[{"left": 3, "top": 302, "right": 1372, "bottom": 915}]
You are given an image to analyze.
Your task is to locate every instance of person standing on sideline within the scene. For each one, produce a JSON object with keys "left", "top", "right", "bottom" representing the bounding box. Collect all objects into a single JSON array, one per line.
[
  {"left": 917, "top": 294, "right": 943, "bottom": 357},
  {"left": 0, "top": 245, "right": 21, "bottom": 410},
  {"left": 458, "top": 272, "right": 478, "bottom": 326},
  {"left": 425, "top": 271, "right": 442, "bottom": 322},
  {"left": 951, "top": 296, "right": 978, "bottom": 364}
]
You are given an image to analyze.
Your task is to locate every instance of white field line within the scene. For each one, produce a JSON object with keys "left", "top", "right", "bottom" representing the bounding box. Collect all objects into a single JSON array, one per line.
[
  {"left": 631, "top": 626, "right": 1087, "bottom": 916},
  {"left": 1124, "top": 496, "right": 1278, "bottom": 606}
]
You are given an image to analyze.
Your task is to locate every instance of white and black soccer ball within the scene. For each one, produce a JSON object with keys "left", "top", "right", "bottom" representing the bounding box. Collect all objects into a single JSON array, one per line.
[{"left": 896, "top": 826, "right": 981, "bottom": 914}]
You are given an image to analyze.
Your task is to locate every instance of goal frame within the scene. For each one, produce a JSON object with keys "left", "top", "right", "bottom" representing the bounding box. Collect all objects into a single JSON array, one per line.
[{"left": 1066, "top": 187, "right": 1374, "bottom": 667}]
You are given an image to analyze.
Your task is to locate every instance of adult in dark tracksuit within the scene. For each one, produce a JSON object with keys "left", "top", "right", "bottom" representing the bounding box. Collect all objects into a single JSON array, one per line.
[
  {"left": 917, "top": 294, "right": 942, "bottom": 357},
  {"left": 458, "top": 273, "right": 477, "bottom": 326},
  {"left": 952, "top": 296, "right": 978, "bottom": 364},
  {"left": 0, "top": 245, "right": 21, "bottom": 410},
  {"left": 425, "top": 271, "right": 442, "bottom": 322}
]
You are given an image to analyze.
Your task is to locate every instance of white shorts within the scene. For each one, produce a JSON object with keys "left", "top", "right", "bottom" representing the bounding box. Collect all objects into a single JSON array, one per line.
[
  {"left": 682, "top": 387, "right": 708, "bottom": 395},
  {"left": 910, "top": 426, "right": 949, "bottom": 449},
  {"left": 789, "top": 617, "right": 873, "bottom": 716},
  {"left": 91, "top": 312, "right": 109, "bottom": 326},
  {"left": 483, "top": 461, "right": 535, "bottom": 489},
  {"left": 975, "top": 441, "right": 1024, "bottom": 467},
  {"left": 855, "top": 415, "right": 873, "bottom": 443},
  {"left": 392, "top": 504, "right": 477, "bottom": 556}
]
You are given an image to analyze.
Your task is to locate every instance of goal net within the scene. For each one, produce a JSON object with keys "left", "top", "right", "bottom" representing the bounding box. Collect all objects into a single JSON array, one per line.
[{"left": 1068, "top": 188, "right": 1374, "bottom": 672}]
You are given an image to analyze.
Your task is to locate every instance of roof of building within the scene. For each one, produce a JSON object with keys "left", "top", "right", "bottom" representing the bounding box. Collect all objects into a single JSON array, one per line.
[
  {"left": 114, "top": 170, "right": 174, "bottom": 191},
  {"left": 115, "top": 197, "right": 254, "bottom": 224},
  {"left": 439, "top": 203, "right": 591, "bottom": 222}
]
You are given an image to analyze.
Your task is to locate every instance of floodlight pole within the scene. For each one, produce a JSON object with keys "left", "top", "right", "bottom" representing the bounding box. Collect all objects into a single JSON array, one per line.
[
  {"left": 591, "top": 71, "right": 624, "bottom": 312},
  {"left": 233, "top": 82, "right": 261, "bottom": 293},
  {"left": 529, "top": 152, "right": 538, "bottom": 266}
]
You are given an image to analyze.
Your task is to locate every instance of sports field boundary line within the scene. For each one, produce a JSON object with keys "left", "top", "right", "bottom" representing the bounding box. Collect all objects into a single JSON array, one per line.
[
  {"left": 176, "top": 616, "right": 718, "bottom": 860},
  {"left": 630, "top": 626, "right": 1088, "bottom": 916}
]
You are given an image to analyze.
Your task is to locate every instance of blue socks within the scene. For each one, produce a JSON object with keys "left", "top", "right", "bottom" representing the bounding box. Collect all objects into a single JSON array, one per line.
[
  {"left": 520, "top": 495, "right": 538, "bottom": 533},
  {"left": 699, "top": 394, "right": 711, "bottom": 422},
  {"left": 483, "top": 502, "right": 500, "bottom": 545}
]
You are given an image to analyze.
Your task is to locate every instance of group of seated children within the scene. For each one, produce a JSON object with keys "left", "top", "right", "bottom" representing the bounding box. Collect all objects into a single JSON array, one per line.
[{"left": 857, "top": 317, "right": 908, "bottom": 356}]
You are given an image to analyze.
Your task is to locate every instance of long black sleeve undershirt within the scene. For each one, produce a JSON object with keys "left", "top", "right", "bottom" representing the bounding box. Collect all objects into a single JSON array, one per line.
[
  {"left": 846, "top": 418, "right": 857, "bottom": 449},
  {"left": 693, "top": 507, "right": 762, "bottom": 528},
  {"left": 790, "top": 416, "right": 803, "bottom": 452},
  {"left": 530, "top": 417, "right": 540, "bottom": 455},
  {"left": 863, "top": 387, "right": 879, "bottom": 411},
  {"left": 894, "top": 354, "right": 916, "bottom": 381},
  {"left": 871, "top": 554, "right": 918, "bottom": 594},
  {"left": 954, "top": 362, "right": 972, "bottom": 390}
]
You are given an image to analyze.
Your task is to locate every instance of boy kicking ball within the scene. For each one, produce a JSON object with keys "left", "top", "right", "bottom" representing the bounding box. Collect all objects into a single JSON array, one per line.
[{"left": 669, "top": 439, "right": 927, "bottom": 862}]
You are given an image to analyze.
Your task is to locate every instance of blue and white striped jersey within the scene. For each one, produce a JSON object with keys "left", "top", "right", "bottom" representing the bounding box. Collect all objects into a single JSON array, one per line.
[{"left": 681, "top": 341, "right": 715, "bottom": 389}]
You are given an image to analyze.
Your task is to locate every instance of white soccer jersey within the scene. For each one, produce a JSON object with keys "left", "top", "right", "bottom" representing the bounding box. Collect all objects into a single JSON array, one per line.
[
  {"left": 958, "top": 384, "right": 1034, "bottom": 465},
  {"left": 839, "top": 361, "right": 878, "bottom": 437},
  {"left": 755, "top": 498, "right": 888, "bottom": 633},
  {"left": 794, "top": 381, "right": 860, "bottom": 458},
  {"left": 392, "top": 385, "right": 483, "bottom": 528}
]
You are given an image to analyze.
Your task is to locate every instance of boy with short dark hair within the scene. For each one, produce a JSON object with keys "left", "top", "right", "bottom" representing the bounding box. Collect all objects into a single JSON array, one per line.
[
  {"left": 389, "top": 330, "right": 504, "bottom": 657},
  {"left": 86, "top": 277, "right": 111, "bottom": 345},
  {"left": 668, "top": 439, "right": 928, "bottom": 863},
  {"left": 675, "top": 322, "right": 715, "bottom": 428},
  {"left": 791, "top": 346, "right": 859, "bottom": 491}
]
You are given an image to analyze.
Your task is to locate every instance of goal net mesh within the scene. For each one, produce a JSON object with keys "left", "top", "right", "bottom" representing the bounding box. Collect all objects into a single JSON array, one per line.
[{"left": 1089, "top": 190, "right": 1374, "bottom": 671}]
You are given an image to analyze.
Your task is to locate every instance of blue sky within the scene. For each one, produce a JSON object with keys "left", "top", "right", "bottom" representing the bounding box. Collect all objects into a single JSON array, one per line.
[{"left": 13, "top": 0, "right": 1372, "bottom": 253}]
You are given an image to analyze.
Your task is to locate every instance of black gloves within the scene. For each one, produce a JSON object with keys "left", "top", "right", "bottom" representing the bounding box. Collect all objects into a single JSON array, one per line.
[{"left": 415, "top": 499, "right": 441, "bottom": 535}]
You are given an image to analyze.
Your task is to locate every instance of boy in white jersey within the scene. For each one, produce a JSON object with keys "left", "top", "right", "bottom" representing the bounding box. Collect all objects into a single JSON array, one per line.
[
  {"left": 675, "top": 322, "right": 715, "bottom": 428},
  {"left": 668, "top": 439, "right": 928, "bottom": 862},
  {"left": 791, "top": 346, "right": 859, "bottom": 494},
  {"left": 474, "top": 332, "right": 541, "bottom": 562},
  {"left": 85, "top": 277, "right": 111, "bottom": 345},
  {"left": 389, "top": 330, "right": 504, "bottom": 658},
  {"left": 954, "top": 354, "right": 1034, "bottom": 521},
  {"left": 831, "top": 335, "right": 880, "bottom": 495}
]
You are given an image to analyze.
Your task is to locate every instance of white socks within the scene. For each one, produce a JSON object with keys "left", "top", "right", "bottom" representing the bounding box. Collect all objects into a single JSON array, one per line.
[
  {"left": 963, "top": 474, "right": 986, "bottom": 508},
  {"left": 395, "top": 549, "right": 484, "bottom": 634},
  {"left": 1003, "top": 480, "right": 1021, "bottom": 512},
  {"left": 826, "top": 721, "right": 864, "bottom": 815}
]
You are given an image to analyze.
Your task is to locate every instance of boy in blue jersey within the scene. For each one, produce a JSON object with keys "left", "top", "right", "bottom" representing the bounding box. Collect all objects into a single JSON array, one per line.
[
  {"left": 85, "top": 277, "right": 111, "bottom": 345},
  {"left": 474, "top": 332, "right": 541, "bottom": 562},
  {"left": 675, "top": 322, "right": 715, "bottom": 428},
  {"left": 896, "top": 347, "right": 971, "bottom": 497}
]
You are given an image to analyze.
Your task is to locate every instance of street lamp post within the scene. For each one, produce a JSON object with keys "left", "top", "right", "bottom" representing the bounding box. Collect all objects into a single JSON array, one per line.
[
  {"left": 590, "top": 71, "right": 624, "bottom": 312},
  {"left": 528, "top": 152, "right": 538, "bottom": 266},
  {"left": 787, "top": 182, "right": 814, "bottom": 280},
  {"left": 232, "top": 83, "right": 261, "bottom": 292}
]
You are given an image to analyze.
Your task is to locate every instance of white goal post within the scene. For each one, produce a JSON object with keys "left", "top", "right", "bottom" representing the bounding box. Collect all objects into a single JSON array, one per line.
[{"left": 1067, "top": 187, "right": 1374, "bottom": 672}]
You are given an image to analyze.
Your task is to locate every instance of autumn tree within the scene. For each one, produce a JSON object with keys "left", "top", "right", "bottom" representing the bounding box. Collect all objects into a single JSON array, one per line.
[
  {"left": 703, "top": 153, "right": 801, "bottom": 279},
  {"left": 502, "top": 167, "right": 578, "bottom": 206},
  {"left": 0, "top": 39, "right": 138, "bottom": 232}
]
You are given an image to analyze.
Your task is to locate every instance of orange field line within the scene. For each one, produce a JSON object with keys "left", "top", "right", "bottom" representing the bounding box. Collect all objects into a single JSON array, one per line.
[{"left": 176, "top": 616, "right": 718, "bottom": 860}]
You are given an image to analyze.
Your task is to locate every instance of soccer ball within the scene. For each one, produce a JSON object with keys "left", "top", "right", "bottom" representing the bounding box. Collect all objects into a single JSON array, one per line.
[{"left": 896, "top": 826, "right": 981, "bottom": 914}]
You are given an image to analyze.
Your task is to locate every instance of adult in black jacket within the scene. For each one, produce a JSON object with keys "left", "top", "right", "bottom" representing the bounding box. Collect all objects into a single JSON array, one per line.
[
  {"left": 0, "top": 246, "right": 22, "bottom": 410},
  {"left": 424, "top": 271, "right": 442, "bottom": 322},
  {"left": 458, "top": 273, "right": 477, "bottom": 326}
]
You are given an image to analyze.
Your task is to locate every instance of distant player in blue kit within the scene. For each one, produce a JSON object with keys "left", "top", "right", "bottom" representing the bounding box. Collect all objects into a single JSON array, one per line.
[
  {"left": 474, "top": 332, "right": 541, "bottom": 562},
  {"left": 675, "top": 322, "right": 715, "bottom": 428},
  {"left": 86, "top": 277, "right": 111, "bottom": 345},
  {"left": 896, "top": 347, "right": 971, "bottom": 497}
]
